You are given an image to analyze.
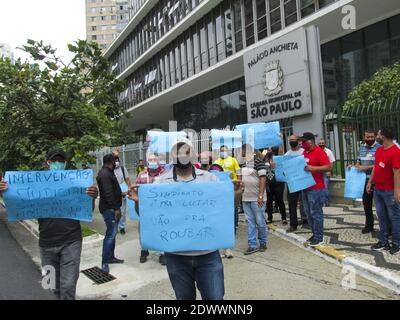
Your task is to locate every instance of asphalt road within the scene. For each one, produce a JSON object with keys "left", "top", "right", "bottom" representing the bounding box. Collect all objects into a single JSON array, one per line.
[{"left": 0, "top": 208, "right": 54, "bottom": 300}]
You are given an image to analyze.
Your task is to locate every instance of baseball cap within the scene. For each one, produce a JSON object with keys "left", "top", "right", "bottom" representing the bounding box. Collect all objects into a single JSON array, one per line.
[
  {"left": 46, "top": 149, "right": 67, "bottom": 161},
  {"left": 171, "top": 137, "right": 193, "bottom": 152},
  {"left": 299, "top": 132, "right": 315, "bottom": 141}
]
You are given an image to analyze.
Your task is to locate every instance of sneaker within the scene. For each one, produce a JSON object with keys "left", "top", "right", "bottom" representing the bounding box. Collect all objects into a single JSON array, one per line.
[
  {"left": 301, "top": 219, "right": 308, "bottom": 225},
  {"left": 390, "top": 245, "right": 400, "bottom": 255},
  {"left": 361, "top": 227, "right": 374, "bottom": 234},
  {"left": 140, "top": 250, "right": 149, "bottom": 263},
  {"left": 282, "top": 220, "right": 288, "bottom": 226},
  {"left": 259, "top": 244, "right": 267, "bottom": 252},
  {"left": 306, "top": 236, "right": 314, "bottom": 243},
  {"left": 159, "top": 254, "right": 167, "bottom": 265},
  {"left": 371, "top": 242, "right": 391, "bottom": 251},
  {"left": 101, "top": 263, "right": 109, "bottom": 274},
  {"left": 119, "top": 228, "right": 126, "bottom": 235},
  {"left": 286, "top": 226, "right": 297, "bottom": 233},
  {"left": 244, "top": 247, "right": 259, "bottom": 255},
  {"left": 109, "top": 257, "right": 124, "bottom": 264},
  {"left": 224, "top": 249, "right": 234, "bottom": 259},
  {"left": 309, "top": 239, "right": 324, "bottom": 247}
]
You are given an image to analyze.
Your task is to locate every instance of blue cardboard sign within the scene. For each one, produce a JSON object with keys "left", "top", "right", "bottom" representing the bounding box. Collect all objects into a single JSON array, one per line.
[
  {"left": 148, "top": 131, "right": 187, "bottom": 153},
  {"left": 236, "top": 121, "right": 282, "bottom": 149},
  {"left": 3, "top": 170, "right": 93, "bottom": 222},
  {"left": 138, "top": 182, "right": 235, "bottom": 252},
  {"left": 210, "top": 171, "right": 232, "bottom": 181},
  {"left": 120, "top": 182, "right": 139, "bottom": 221},
  {"left": 344, "top": 167, "right": 367, "bottom": 199},
  {"left": 210, "top": 129, "right": 242, "bottom": 150},
  {"left": 282, "top": 157, "right": 316, "bottom": 193},
  {"left": 273, "top": 155, "right": 301, "bottom": 182}
]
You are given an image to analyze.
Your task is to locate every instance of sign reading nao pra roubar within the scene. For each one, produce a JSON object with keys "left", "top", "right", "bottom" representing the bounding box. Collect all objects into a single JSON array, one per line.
[{"left": 244, "top": 27, "right": 313, "bottom": 122}]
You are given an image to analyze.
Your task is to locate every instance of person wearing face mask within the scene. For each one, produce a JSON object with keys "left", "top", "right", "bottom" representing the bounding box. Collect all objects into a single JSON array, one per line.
[
  {"left": 367, "top": 127, "right": 400, "bottom": 254},
  {"left": 136, "top": 159, "right": 146, "bottom": 175},
  {"left": 300, "top": 132, "right": 331, "bottom": 247},
  {"left": 128, "top": 138, "right": 229, "bottom": 300},
  {"left": 135, "top": 153, "right": 166, "bottom": 264},
  {"left": 0, "top": 149, "right": 99, "bottom": 300},
  {"left": 111, "top": 150, "right": 131, "bottom": 235},
  {"left": 318, "top": 139, "right": 335, "bottom": 207},
  {"left": 285, "top": 135, "right": 308, "bottom": 233},
  {"left": 96, "top": 153, "right": 125, "bottom": 274},
  {"left": 348, "top": 129, "right": 381, "bottom": 234}
]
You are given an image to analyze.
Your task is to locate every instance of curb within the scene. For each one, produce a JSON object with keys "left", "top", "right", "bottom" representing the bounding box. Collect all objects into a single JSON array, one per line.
[{"left": 267, "top": 223, "right": 400, "bottom": 294}]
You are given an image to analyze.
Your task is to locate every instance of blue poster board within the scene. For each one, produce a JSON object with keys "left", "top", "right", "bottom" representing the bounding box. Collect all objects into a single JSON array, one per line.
[
  {"left": 282, "top": 157, "right": 316, "bottom": 193},
  {"left": 344, "top": 167, "right": 367, "bottom": 199},
  {"left": 138, "top": 181, "right": 235, "bottom": 252},
  {"left": 3, "top": 170, "right": 93, "bottom": 222},
  {"left": 120, "top": 182, "right": 139, "bottom": 221},
  {"left": 236, "top": 121, "right": 282, "bottom": 149},
  {"left": 148, "top": 131, "right": 187, "bottom": 153},
  {"left": 210, "top": 129, "right": 242, "bottom": 150}
]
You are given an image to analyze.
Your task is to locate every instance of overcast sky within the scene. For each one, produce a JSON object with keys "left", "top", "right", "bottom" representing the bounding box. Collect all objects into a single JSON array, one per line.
[{"left": 0, "top": 0, "right": 86, "bottom": 63}]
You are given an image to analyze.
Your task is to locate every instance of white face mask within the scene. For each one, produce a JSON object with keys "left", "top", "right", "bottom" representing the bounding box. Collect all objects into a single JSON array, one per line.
[{"left": 115, "top": 161, "right": 120, "bottom": 168}]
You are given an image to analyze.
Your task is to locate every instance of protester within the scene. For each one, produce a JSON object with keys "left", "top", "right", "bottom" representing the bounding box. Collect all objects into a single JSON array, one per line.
[
  {"left": 285, "top": 135, "right": 308, "bottom": 233},
  {"left": 349, "top": 129, "right": 381, "bottom": 234},
  {"left": 214, "top": 145, "right": 241, "bottom": 236},
  {"left": 136, "top": 159, "right": 146, "bottom": 175},
  {"left": 135, "top": 153, "right": 166, "bottom": 265},
  {"left": 367, "top": 127, "right": 400, "bottom": 254},
  {"left": 111, "top": 149, "right": 132, "bottom": 235},
  {"left": 96, "top": 153, "right": 125, "bottom": 274},
  {"left": 300, "top": 133, "right": 331, "bottom": 247},
  {"left": 265, "top": 147, "right": 287, "bottom": 225},
  {"left": 129, "top": 138, "right": 228, "bottom": 300},
  {"left": 0, "top": 149, "right": 98, "bottom": 300},
  {"left": 318, "top": 139, "right": 335, "bottom": 206},
  {"left": 240, "top": 144, "right": 268, "bottom": 255}
]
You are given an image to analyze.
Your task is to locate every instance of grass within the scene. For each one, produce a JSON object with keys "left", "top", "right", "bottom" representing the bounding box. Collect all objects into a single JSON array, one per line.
[{"left": 81, "top": 225, "right": 97, "bottom": 237}]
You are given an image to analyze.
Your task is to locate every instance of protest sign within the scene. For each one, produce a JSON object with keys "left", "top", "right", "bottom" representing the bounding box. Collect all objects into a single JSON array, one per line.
[
  {"left": 210, "top": 129, "right": 242, "bottom": 150},
  {"left": 147, "top": 131, "right": 187, "bottom": 153},
  {"left": 120, "top": 182, "right": 139, "bottom": 221},
  {"left": 3, "top": 170, "right": 93, "bottom": 222},
  {"left": 235, "top": 121, "right": 282, "bottom": 149},
  {"left": 282, "top": 157, "right": 316, "bottom": 193},
  {"left": 210, "top": 171, "right": 231, "bottom": 181},
  {"left": 138, "top": 181, "right": 235, "bottom": 252},
  {"left": 344, "top": 167, "right": 367, "bottom": 199},
  {"left": 273, "top": 155, "right": 302, "bottom": 182}
]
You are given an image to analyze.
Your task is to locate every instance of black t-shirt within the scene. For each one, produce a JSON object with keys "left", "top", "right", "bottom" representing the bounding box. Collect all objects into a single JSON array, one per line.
[{"left": 38, "top": 218, "right": 82, "bottom": 248}]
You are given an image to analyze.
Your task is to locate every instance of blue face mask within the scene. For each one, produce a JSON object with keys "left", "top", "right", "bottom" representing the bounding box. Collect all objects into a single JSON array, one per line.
[
  {"left": 220, "top": 151, "right": 228, "bottom": 159},
  {"left": 148, "top": 162, "right": 158, "bottom": 170},
  {"left": 49, "top": 162, "right": 66, "bottom": 171}
]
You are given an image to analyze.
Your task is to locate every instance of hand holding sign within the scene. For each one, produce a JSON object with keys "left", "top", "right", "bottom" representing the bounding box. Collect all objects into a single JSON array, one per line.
[
  {"left": 282, "top": 156, "right": 315, "bottom": 193},
  {"left": 121, "top": 182, "right": 139, "bottom": 221},
  {"left": 138, "top": 181, "right": 235, "bottom": 252}
]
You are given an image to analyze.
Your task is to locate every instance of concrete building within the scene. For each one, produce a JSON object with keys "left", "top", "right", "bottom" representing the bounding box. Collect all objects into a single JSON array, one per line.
[
  {"left": 0, "top": 43, "right": 14, "bottom": 63},
  {"left": 103, "top": 0, "right": 400, "bottom": 142}
]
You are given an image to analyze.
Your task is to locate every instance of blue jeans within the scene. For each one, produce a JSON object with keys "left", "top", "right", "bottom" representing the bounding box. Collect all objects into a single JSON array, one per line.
[
  {"left": 302, "top": 189, "right": 325, "bottom": 242},
  {"left": 243, "top": 201, "right": 267, "bottom": 248},
  {"left": 374, "top": 189, "right": 400, "bottom": 247},
  {"left": 118, "top": 198, "right": 127, "bottom": 231},
  {"left": 101, "top": 209, "right": 119, "bottom": 264},
  {"left": 165, "top": 251, "right": 224, "bottom": 300},
  {"left": 324, "top": 175, "right": 331, "bottom": 204}
]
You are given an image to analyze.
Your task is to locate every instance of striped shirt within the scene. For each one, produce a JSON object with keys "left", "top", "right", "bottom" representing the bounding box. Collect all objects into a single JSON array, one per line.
[
  {"left": 358, "top": 142, "right": 381, "bottom": 176},
  {"left": 240, "top": 156, "right": 267, "bottom": 202}
]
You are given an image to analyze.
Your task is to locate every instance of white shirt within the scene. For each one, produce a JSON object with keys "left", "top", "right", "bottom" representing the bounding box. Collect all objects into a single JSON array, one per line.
[
  {"left": 285, "top": 148, "right": 304, "bottom": 157},
  {"left": 323, "top": 147, "right": 336, "bottom": 163}
]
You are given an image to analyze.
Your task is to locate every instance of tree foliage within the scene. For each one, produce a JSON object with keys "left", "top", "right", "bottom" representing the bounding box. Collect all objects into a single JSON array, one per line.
[
  {"left": 0, "top": 40, "right": 126, "bottom": 171},
  {"left": 343, "top": 62, "right": 400, "bottom": 111}
]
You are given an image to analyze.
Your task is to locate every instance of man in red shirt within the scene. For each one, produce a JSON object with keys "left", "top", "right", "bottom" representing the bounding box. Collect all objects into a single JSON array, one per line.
[
  {"left": 367, "top": 127, "right": 400, "bottom": 255},
  {"left": 300, "top": 132, "right": 331, "bottom": 247}
]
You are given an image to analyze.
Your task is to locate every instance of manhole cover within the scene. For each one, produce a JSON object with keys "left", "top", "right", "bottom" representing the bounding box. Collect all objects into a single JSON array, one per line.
[{"left": 81, "top": 266, "right": 116, "bottom": 284}]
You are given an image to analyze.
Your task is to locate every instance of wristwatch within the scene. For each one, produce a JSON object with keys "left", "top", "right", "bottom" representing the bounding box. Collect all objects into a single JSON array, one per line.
[{"left": 258, "top": 195, "right": 263, "bottom": 200}]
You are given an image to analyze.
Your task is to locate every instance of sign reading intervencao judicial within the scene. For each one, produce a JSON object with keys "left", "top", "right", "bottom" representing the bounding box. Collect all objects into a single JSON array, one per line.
[{"left": 243, "top": 28, "right": 313, "bottom": 122}]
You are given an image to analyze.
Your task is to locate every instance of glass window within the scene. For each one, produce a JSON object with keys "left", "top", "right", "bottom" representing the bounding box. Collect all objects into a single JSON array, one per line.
[
  {"left": 164, "top": 51, "right": 170, "bottom": 88},
  {"left": 318, "top": 0, "right": 335, "bottom": 8},
  {"left": 181, "top": 40, "right": 187, "bottom": 80},
  {"left": 232, "top": 0, "right": 243, "bottom": 52},
  {"left": 256, "top": 0, "right": 268, "bottom": 41},
  {"left": 186, "top": 33, "right": 194, "bottom": 76},
  {"left": 207, "top": 14, "right": 216, "bottom": 66},
  {"left": 390, "top": 15, "right": 400, "bottom": 64},
  {"left": 269, "top": 0, "right": 282, "bottom": 34},
  {"left": 244, "top": 0, "right": 254, "bottom": 46},
  {"left": 200, "top": 21, "right": 208, "bottom": 70},
  {"left": 300, "top": 0, "right": 315, "bottom": 18},
  {"left": 193, "top": 29, "right": 201, "bottom": 73},
  {"left": 175, "top": 45, "right": 181, "bottom": 83},
  {"left": 215, "top": 8, "right": 225, "bottom": 62},
  {"left": 170, "top": 47, "right": 175, "bottom": 86},
  {"left": 224, "top": 2, "right": 233, "bottom": 57},
  {"left": 284, "top": 0, "right": 297, "bottom": 27},
  {"left": 365, "top": 21, "right": 390, "bottom": 77}
]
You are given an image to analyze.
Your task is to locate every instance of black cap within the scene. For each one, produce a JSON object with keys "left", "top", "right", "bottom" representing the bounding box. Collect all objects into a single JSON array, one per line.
[
  {"left": 300, "top": 132, "right": 315, "bottom": 141},
  {"left": 46, "top": 148, "right": 67, "bottom": 161}
]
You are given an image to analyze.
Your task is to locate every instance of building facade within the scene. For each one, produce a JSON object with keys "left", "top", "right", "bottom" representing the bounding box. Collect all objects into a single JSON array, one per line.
[{"left": 104, "top": 0, "right": 400, "bottom": 142}]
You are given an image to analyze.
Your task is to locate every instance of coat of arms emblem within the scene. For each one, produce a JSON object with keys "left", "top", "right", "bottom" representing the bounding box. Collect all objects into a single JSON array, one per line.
[{"left": 264, "top": 60, "right": 284, "bottom": 96}]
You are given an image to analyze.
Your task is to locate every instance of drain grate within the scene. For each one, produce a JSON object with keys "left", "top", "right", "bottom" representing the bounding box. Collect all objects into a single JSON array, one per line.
[{"left": 81, "top": 266, "right": 116, "bottom": 284}]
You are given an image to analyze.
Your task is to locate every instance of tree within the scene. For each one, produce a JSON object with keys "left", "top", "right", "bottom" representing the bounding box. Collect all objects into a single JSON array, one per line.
[
  {"left": 343, "top": 62, "right": 400, "bottom": 111},
  {"left": 0, "top": 40, "right": 127, "bottom": 171}
]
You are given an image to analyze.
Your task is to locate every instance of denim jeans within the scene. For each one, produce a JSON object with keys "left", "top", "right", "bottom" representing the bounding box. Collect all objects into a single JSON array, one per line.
[
  {"left": 101, "top": 209, "right": 119, "bottom": 264},
  {"left": 40, "top": 240, "right": 82, "bottom": 300},
  {"left": 324, "top": 175, "right": 331, "bottom": 204},
  {"left": 243, "top": 201, "right": 267, "bottom": 248},
  {"left": 374, "top": 189, "right": 400, "bottom": 247},
  {"left": 118, "top": 198, "right": 127, "bottom": 231},
  {"left": 165, "top": 251, "right": 224, "bottom": 300},
  {"left": 302, "top": 189, "right": 325, "bottom": 242}
]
